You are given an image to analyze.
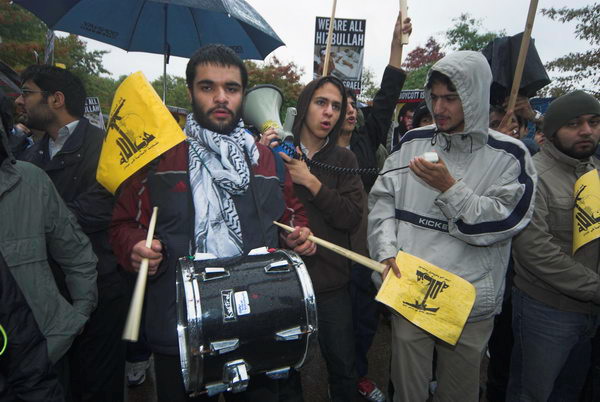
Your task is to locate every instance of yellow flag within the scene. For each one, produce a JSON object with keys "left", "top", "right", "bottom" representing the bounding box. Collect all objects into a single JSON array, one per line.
[
  {"left": 573, "top": 170, "right": 600, "bottom": 254},
  {"left": 96, "top": 71, "right": 186, "bottom": 194},
  {"left": 375, "top": 251, "right": 476, "bottom": 345}
]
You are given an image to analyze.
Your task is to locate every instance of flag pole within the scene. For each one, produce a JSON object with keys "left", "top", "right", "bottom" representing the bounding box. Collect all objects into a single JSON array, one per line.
[
  {"left": 506, "top": 0, "right": 539, "bottom": 113},
  {"left": 322, "top": 0, "right": 338, "bottom": 77},
  {"left": 122, "top": 207, "right": 159, "bottom": 341},
  {"left": 399, "top": 0, "right": 409, "bottom": 45}
]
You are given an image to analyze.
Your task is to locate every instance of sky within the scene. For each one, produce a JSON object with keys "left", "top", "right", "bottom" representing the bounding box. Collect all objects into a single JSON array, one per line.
[{"left": 80, "top": 0, "right": 593, "bottom": 88}]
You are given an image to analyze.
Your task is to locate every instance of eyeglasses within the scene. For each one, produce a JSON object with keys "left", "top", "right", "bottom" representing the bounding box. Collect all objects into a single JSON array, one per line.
[{"left": 20, "top": 88, "right": 48, "bottom": 98}]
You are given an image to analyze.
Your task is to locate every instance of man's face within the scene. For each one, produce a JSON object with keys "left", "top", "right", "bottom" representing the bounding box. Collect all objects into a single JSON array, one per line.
[
  {"left": 418, "top": 113, "right": 433, "bottom": 127},
  {"left": 341, "top": 95, "right": 357, "bottom": 133},
  {"left": 430, "top": 81, "right": 464, "bottom": 134},
  {"left": 300, "top": 82, "right": 342, "bottom": 142},
  {"left": 15, "top": 80, "right": 56, "bottom": 131},
  {"left": 553, "top": 114, "right": 600, "bottom": 159},
  {"left": 189, "top": 63, "right": 243, "bottom": 134},
  {"left": 402, "top": 110, "right": 414, "bottom": 131}
]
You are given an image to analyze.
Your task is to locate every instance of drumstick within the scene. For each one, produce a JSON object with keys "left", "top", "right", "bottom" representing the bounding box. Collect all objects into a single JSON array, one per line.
[
  {"left": 123, "top": 207, "right": 159, "bottom": 342},
  {"left": 273, "top": 221, "right": 385, "bottom": 273}
]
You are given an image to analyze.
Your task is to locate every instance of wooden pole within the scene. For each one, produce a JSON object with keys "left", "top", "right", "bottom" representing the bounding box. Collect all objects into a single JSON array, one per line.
[
  {"left": 274, "top": 221, "right": 386, "bottom": 273},
  {"left": 122, "top": 207, "right": 159, "bottom": 342},
  {"left": 322, "top": 0, "right": 338, "bottom": 77},
  {"left": 399, "top": 0, "right": 409, "bottom": 45},
  {"left": 506, "top": 0, "right": 539, "bottom": 113}
]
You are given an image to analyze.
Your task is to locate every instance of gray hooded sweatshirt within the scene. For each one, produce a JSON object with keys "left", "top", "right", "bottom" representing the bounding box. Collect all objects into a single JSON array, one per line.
[{"left": 368, "top": 51, "right": 537, "bottom": 321}]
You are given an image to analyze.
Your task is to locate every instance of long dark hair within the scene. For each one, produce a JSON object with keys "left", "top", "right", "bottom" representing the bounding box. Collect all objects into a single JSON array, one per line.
[{"left": 292, "top": 76, "right": 347, "bottom": 153}]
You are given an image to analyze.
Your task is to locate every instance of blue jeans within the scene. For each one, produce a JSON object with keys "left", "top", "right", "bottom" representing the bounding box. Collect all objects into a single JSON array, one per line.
[{"left": 506, "top": 287, "right": 599, "bottom": 402}]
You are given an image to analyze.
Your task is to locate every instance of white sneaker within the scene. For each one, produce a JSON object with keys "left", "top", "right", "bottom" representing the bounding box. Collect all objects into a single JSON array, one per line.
[{"left": 126, "top": 360, "right": 150, "bottom": 387}]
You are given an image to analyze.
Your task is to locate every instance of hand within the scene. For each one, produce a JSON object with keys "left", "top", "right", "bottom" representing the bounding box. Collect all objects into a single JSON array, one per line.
[
  {"left": 279, "top": 147, "right": 322, "bottom": 195},
  {"left": 381, "top": 257, "right": 401, "bottom": 280},
  {"left": 504, "top": 95, "right": 535, "bottom": 121},
  {"left": 497, "top": 112, "right": 521, "bottom": 139},
  {"left": 131, "top": 239, "right": 163, "bottom": 276},
  {"left": 259, "top": 127, "right": 280, "bottom": 149},
  {"left": 409, "top": 155, "right": 456, "bottom": 193},
  {"left": 390, "top": 13, "right": 412, "bottom": 68},
  {"left": 284, "top": 226, "right": 317, "bottom": 256}
]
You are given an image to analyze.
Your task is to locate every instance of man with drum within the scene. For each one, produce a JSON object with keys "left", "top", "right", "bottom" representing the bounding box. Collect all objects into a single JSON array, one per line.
[{"left": 111, "top": 44, "right": 315, "bottom": 402}]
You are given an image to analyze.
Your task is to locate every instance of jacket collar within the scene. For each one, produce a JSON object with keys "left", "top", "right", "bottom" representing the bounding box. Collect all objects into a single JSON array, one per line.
[
  {"left": 543, "top": 141, "right": 597, "bottom": 175},
  {"left": 33, "top": 118, "right": 88, "bottom": 168},
  {"left": 0, "top": 159, "right": 20, "bottom": 197}
]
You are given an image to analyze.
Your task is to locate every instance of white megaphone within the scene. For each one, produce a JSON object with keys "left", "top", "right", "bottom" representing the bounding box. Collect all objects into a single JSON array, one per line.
[{"left": 243, "top": 84, "right": 296, "bottom": 142}]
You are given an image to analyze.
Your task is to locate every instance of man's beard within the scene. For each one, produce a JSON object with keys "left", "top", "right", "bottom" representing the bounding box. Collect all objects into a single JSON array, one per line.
[
  {"left": 552, "top": 135, "right": 599, "bottom": 159},
  {"left": 24, "top": 100, "right": 55, "bottom": 131},
  {"left": 192, "top": 98, "right": 241, "bottom": 134}
]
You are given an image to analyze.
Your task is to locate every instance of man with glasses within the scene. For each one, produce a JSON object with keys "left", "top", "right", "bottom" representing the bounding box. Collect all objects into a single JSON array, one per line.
[{"left": 16, "top": 65, "right": 127, "bottom": 402}]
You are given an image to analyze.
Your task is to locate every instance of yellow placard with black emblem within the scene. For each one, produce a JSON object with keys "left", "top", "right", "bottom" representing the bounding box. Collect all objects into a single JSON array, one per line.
[
  {"left": 573, "top": 170, "right": 600, "bottom": 254},
  {"left": 375, "top": 251, "right": 476, "bottom": 345},
  {"left": 96, "top": 71, "right": 186, "bottom": 194}
]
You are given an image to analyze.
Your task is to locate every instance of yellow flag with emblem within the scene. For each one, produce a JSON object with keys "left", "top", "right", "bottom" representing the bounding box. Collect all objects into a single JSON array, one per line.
[
  {"left": 376, "top": 251, "right": 476, "bottom": 345},
  {"left": 96, "top": 71, "right": 186, "bottom": 194},
  {"left": 573, "top": 170, "right": 600, "bottom": 254}
]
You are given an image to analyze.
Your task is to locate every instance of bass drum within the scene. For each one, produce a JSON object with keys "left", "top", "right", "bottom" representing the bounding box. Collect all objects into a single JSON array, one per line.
[{"left": 176, "top": 249, "right": 318, "bottom": 397}]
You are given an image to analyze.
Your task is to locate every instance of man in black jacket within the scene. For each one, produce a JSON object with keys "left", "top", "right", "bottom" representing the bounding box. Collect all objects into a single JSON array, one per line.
[{"left": 16, "top": 65, "right": 126, "bottom": 402}]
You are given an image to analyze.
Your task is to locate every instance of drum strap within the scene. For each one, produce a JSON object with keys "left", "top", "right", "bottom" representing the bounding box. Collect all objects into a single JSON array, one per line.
[{"left": 246, "top": 153, "right": 269, "bottom": 249}]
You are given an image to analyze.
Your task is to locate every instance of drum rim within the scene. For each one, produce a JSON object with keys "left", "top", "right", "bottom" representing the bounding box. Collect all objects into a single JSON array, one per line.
[
  {"left": 279, "top": 249, "right": 319, "bottom": 370},
  {"left": 176, "top": 257, "right": 204, "bottom": 392}
]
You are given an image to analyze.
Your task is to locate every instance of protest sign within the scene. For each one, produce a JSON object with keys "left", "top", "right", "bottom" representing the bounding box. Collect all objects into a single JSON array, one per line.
[
  {"left": 84, "top": 97, "right": 105, "bottom": 130},
  {"left": 314, "top": 17, "right": 366, "bottom": 93}
]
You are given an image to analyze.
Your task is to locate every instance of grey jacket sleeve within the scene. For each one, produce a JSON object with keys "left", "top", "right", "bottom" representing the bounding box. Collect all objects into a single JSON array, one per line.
[
  {"left": 368, "top": 161, "right": 400, "bottom": 263},
  {"left": 512, "top": 183, "right": 600, "bottom": 303},
  {"left": 44, "top": 180, "right": 98, "bottom": 318},
  {"left": 434, "top": 148, "right": 537, "bottom": 246}
]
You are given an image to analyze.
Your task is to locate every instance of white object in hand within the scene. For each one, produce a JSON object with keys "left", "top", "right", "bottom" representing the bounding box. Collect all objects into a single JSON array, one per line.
[{"left": 421, "top": 152, "right": 439, "bottom": 163}]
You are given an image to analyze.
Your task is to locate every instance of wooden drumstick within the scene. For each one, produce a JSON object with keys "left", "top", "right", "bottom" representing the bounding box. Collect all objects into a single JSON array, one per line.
[
  {"left": 123, "top": 207, "right": 159, "bottom": 342},
  {"left": 273, "top": 221, "right": 386, "bottom": 273}
]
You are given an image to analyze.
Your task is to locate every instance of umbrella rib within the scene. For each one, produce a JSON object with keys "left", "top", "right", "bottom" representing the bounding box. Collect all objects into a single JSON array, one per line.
[
  {"left": 126, "top": 0, "right": 149, "bottom": 51},
  {"left": 188, "top": 7, "right": 204, "bottom": 48}
]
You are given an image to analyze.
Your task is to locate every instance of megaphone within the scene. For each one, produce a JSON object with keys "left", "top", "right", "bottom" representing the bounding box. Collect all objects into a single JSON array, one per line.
[{"left": 243, "top": 84, "right": 296, "bottom": 142}]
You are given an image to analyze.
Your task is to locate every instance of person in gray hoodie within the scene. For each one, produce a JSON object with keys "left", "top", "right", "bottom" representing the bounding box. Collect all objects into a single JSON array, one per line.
[{"left": 368, "top": 51, "right": 537, "bottom": 402}]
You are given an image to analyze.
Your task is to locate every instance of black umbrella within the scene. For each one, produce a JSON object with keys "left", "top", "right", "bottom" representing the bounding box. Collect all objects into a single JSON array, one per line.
[{"left": 481, "top": 32, "right": 550, "bottom": 106}]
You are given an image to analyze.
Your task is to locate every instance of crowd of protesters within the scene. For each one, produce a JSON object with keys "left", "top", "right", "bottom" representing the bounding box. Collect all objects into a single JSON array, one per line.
[{"left": 0, "top": 9, "right": 599, "bottom": 402}]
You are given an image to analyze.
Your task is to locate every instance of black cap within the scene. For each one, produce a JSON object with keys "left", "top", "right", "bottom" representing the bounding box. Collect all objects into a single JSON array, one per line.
[{"left": 543, "top": 90, "right": 600, "bottom": 137}]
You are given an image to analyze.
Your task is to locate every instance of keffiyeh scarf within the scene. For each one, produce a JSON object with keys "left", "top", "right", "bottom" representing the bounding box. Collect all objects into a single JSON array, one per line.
[{"left": 185, "top": 114, "right": 259, "bottom": 256}]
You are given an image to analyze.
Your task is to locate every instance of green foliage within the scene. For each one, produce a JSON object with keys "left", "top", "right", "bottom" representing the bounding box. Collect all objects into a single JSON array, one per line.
[
  {"left": 151, "top": 74, "right": 190, "bottom": 110},
  {"left": 359, "top": 66, "right": 378, "bottom": 103},
  {"left": 540, "top": 4, "right": 600, "bottom": 97},
  {"left": 245, "top": 57, "right": 304, "bottom": 120},
  {"left": 0, "top": 0, "right": 46, "bottom": 69},
  {"left": 445, "top": 13, "right": 505, "bottom": 51},
  {"left": 403, "top": 63, "right": 432, "bottom": 90}
]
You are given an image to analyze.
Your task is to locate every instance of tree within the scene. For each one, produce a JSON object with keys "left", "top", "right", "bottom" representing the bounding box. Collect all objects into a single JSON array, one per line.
[
  {"left": 244, "top": 57, "right": 304, "bottom": 120},
  {"left": 0, "top": 0, "right": 46, "bottom": 70},
  {"left": 402, "top": 37, "right": 445, "bottom": 71},
  {"left": 151, "top": 74, "right": 190, "bottom": 110},
  {"left": 359, "top": 66, "right": 378, "bottom": 103},
  {"left": 540, "top": 4, "right": 600, "bottom": 96},
  {"left": 445, "top": 13, "right": 505, "bottom": 51},
  {"left": 403, "top": 64, "right": 432, "bottom": 90}
]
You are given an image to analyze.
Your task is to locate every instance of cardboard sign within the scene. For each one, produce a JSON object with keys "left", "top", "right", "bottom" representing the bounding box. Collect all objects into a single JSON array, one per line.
[
  {"left": 573, "top": 169, "right": 600, "bottom": 254},
  {"left": 376, "top": 251, "right": 476, "bottom": 345},
  {"left": 96, "top": 71, "right": 186, "bottom": 194},
  {"left": 313, "top": 17, "right": 366, "bottom": 93}
]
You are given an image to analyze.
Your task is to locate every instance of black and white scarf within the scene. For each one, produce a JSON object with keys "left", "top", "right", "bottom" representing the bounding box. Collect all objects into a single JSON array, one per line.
[{"left": 185, "top": 114, "right": 258, "bottom": 257}]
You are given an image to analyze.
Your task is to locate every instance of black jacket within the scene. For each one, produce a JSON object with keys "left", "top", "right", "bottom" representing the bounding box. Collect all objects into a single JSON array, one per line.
[
  {"left": 0, "top": 252, "right": 64, "bottom": 402},
  {"left": 20, "top": 118, "right": 117, "bottom": 278},
  {"left": 350, "top": 65, "right": 406, "bottom": 193}
]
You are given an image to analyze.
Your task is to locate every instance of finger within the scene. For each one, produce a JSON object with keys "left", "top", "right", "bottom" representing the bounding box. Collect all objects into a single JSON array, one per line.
[
  {"left": 381, "top": 265, "right": 390, "bottom": 280},
  {"left": 278, "top": 151, "right": 293, "bottom": 163},
  {"left": 151, "top": 240, "right": 162, "bottom": 253},
  {"left": 390, "top": 261, "right": 401, "bottom": 278}
]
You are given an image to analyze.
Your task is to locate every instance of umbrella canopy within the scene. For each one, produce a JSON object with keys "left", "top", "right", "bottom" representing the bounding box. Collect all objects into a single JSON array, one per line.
[
  {"left": 13, "top": 0, "right": 285, "bottom": 61},
  {"left": 481, "top": 32, "right": 550, "bottom": 106}
]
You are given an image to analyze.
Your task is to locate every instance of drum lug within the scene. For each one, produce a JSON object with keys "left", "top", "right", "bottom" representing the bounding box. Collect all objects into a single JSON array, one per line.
[
  {"left": 199, "top": 267, "right": 230, "bottom": 281},
  {"left": 266, "top": 367, "right": 291, "bottom": 380},
  {"left": 210, "top": 338, "right": 240, "bottom": 355},
  {"left": 264, "top": 260, "right": 291, "bottom": 274},
  {"left": 225, "top": 359, "right": 249, "bottom": 393},
  {"left": 275, "top": 326, "right": 304, "bottom": 341},
  {"left": 204, "top": 382, "right": 229, "bottom": 397}
]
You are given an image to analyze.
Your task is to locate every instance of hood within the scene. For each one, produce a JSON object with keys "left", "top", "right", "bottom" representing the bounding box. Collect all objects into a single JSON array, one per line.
[{"left": 425, "top": 51, "right": 492, "bottom": 150}]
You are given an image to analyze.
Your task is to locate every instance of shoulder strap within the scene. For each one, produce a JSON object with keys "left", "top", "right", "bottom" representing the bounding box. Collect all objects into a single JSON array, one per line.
[{"left": 271, "top": 148, "right": 286, "bottom": 187}]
